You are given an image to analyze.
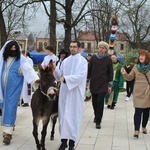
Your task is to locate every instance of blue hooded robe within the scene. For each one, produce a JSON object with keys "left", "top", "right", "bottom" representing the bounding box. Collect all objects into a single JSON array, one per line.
[{"left": 1, "top": 58, "right": 23, "bottom": 126}]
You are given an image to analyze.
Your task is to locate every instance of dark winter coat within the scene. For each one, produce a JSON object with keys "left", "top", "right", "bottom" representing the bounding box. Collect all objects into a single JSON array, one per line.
[{"left": 87, "top": 55, "right": 113, "bottom": 94}]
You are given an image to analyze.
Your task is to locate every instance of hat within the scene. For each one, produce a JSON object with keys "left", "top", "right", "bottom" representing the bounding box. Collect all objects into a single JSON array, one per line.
[
  {"left": 59, "top": 49, "right": 68, "bottom": 54},
  {"left": 98, "top": 41, "right": 109, "bottom": 50}
]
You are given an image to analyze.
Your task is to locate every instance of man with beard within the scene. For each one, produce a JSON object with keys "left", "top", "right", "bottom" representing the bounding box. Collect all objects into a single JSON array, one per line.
[
  {"left": 0, "top": 40, "right": 39, "bottom": 145},
  {"left": 58, "top": 41, "right": 87, "bottom": 150}
]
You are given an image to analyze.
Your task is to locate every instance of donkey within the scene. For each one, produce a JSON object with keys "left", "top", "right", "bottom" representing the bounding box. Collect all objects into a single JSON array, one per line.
[{"left": 31, "top": 60, "right": 58, "bottom": 150}]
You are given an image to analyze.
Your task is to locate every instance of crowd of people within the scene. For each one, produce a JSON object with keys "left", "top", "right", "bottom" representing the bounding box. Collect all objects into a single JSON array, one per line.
[{"left": 0, "top": 39, "right": 149, "bottom": 150}]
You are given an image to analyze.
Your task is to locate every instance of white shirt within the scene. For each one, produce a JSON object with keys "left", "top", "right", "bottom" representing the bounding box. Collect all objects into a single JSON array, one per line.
[{"left": 41, "top": 54, "right": 58, "bottom": 69}]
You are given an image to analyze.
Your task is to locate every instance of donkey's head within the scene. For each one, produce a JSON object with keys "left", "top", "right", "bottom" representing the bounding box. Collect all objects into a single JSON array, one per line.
[{"left": 38, "top": 60, "right": 58, "bottom": 100}]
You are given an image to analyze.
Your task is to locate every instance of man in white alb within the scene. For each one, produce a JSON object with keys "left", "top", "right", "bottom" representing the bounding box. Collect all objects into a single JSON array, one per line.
[{"left": 58, "top": 41, "right": 88, "bottom": 150}]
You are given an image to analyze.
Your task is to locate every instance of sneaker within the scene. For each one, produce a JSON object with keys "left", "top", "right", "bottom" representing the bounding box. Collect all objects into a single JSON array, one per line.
[{"left": 125, "top": 96, "right": 130, "bottom": 101}]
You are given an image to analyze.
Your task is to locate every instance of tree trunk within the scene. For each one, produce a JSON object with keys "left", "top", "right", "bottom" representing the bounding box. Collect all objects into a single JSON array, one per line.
[
  {"left": 64, "top": 1, "right": 72, "bottom": 53},
  {"left": 50, "top": 0, "right": 57, "bottom": 54},
  {"left": 0, "top": 6, "right": 7, "bottom": 47},
  {"left": 64, "top": 25, "right": 71, "bottom": 53}
]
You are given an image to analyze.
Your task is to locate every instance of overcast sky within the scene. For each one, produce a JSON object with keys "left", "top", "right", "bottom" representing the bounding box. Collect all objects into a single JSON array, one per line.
[{"left": 27, "top": 8, "right": 64, "bottom": 38}]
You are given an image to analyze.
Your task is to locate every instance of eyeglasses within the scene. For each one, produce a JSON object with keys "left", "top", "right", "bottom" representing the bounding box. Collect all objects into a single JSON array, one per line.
[{"left": 69, "top": 46, "right": 78, "bottom": 49}]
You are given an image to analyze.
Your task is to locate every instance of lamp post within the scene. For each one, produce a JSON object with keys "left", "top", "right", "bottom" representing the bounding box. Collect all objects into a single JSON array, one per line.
[
  {"left": 56, "top": 36, "right": 59, "bottom": 55},
  {"left": 25, "top": 38, "right": 28, "bottom": 57}
]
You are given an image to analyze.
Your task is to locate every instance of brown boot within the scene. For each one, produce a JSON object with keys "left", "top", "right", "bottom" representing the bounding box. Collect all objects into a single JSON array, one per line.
[
  {"left": 133, "top": 130, "right": 139, "bottom": 138},
  {"left": 3, "top": 132, "right": 12, "bottom": 145},
  {"left": 142, "top": 128, "right": 147, "bottom": 134}
]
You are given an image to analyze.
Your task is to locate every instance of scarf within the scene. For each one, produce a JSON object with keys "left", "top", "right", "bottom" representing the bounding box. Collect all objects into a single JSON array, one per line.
[
  {"left": 137, "top": 62, "right": 150, "bottom": 74},
  {"left": 97, "top": 53, "right": 107, "bottom": 59},
  {"left": 113, "top": 62, "right": 120, "bottom": 71}
]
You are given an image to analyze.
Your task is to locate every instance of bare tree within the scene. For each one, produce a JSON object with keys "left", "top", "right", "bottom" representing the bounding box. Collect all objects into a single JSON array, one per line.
[
  {"left": 116, "top": 0, "right": 150, "bottom": 49},
  {"left": 41, "top": 0, "right": 57, "bottom": 54},
  {"left": 50, "top": 0, "right": 56, "bottom": 52},
  {"left": 85, "top": 0, "right": 121, "bottom": 43},
  {"left": 56, "top": 0, "right": 91, "bottom": 52},
  {"left": 0, "top": 0, "right": 36, "bottom": 47},
  {"left": 14, "top": 0, "right": 91, "bottom": 53},
  {"left": 0, "top": 0, "right": 12, "bottom": 46}
]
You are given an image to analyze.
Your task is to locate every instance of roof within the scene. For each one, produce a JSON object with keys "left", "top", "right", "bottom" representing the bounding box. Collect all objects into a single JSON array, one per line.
[
  {"left": 8, "top": 31, "right": 30, "bottom": 40},
  {"left": 36, "top": 31, "right": 49, "bottom": 38},
  {"left": 116, "top": 32, "right": 128, "bottom": 41},
  {"left": 78, "top": 31, "right": 128, "bottom": 42},
  {"left": 78, "top": 31, "right": 97, "bottom": 41}
]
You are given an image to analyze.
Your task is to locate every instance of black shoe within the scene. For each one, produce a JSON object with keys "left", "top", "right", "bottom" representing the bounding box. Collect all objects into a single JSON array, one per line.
[
  {"left": 22, "top": 103, "right": 29, "bottom": 107},
  {"left": 58, "top": 143, "right": 68, "bottom": 150},
  {"left": 110, "top": 105, "right": 114, "bottom": 109},
  {"left": 69, "top": 147, "right": 75, "bottom": 150},
  {"left": 107, "top": 105, "right": 110, "bottom": 108},
  {"left": 96, "top": 124, "right": 101, "bottom": 129}
]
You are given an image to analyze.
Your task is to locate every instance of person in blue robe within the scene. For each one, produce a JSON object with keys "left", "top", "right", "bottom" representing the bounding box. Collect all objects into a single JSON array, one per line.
[{"left": 0, "top": 40, "right": 39, "bottom": 145}]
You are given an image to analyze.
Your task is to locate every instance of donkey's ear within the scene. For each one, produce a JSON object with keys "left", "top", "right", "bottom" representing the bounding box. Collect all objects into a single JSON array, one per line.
[
  {"left": 49, "top": 60, "right": 53, "bottom": 66},
  {"left": 37, "top": 62, "right": 42, "bottom": 72},
  {"left": 48, "top": 60, "right": 54, "bottom": 70}
]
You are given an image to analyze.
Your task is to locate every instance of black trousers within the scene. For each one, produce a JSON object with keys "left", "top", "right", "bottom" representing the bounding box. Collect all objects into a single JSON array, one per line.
[
  {"left": 126, "top": 80, "right": 134, "bottom": 97},
  {"left": 134, "top": 108, "right": 149, "bottom": 131},
  {"left": 92, "top": 92, "right": 106, "bottom": 124}
]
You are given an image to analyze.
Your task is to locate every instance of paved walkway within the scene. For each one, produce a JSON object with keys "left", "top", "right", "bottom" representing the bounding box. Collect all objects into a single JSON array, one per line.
[{"left": 0, "top": 92, "right": 150, "bottom": 150}]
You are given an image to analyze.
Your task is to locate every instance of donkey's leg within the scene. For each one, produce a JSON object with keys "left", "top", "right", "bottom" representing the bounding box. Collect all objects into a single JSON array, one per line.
[
  {"left": 41, "top": 118, "right": 50, "bottom": 150},
  {"left": 50, "top": 115, "right": 58, "bottom": 140},
  {"left": 32, "top": 119, "right": 41, "bottom": 150}
]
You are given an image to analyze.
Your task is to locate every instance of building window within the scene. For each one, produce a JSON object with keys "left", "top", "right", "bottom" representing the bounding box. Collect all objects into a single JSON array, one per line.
[
  {"left": 44, "top": 42, "right": 47, "bottom": 48},
  {"left": 81, "top": 42, "right": 84, "bottom": 48},
  {"left": 120, "top": 44, "right": 124, "bottom": 50},
  {"left": 39, "top": 42, "right": 43, "bottom": 48},
  {"left": 87, "top": 43, "right": 91, "bottom": 52},
  {"left": 19, "top": 44, "right": 23, "bottom": 49},
  {"left": 38, "top": 42, "right": 43, "bottom": 52}
]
